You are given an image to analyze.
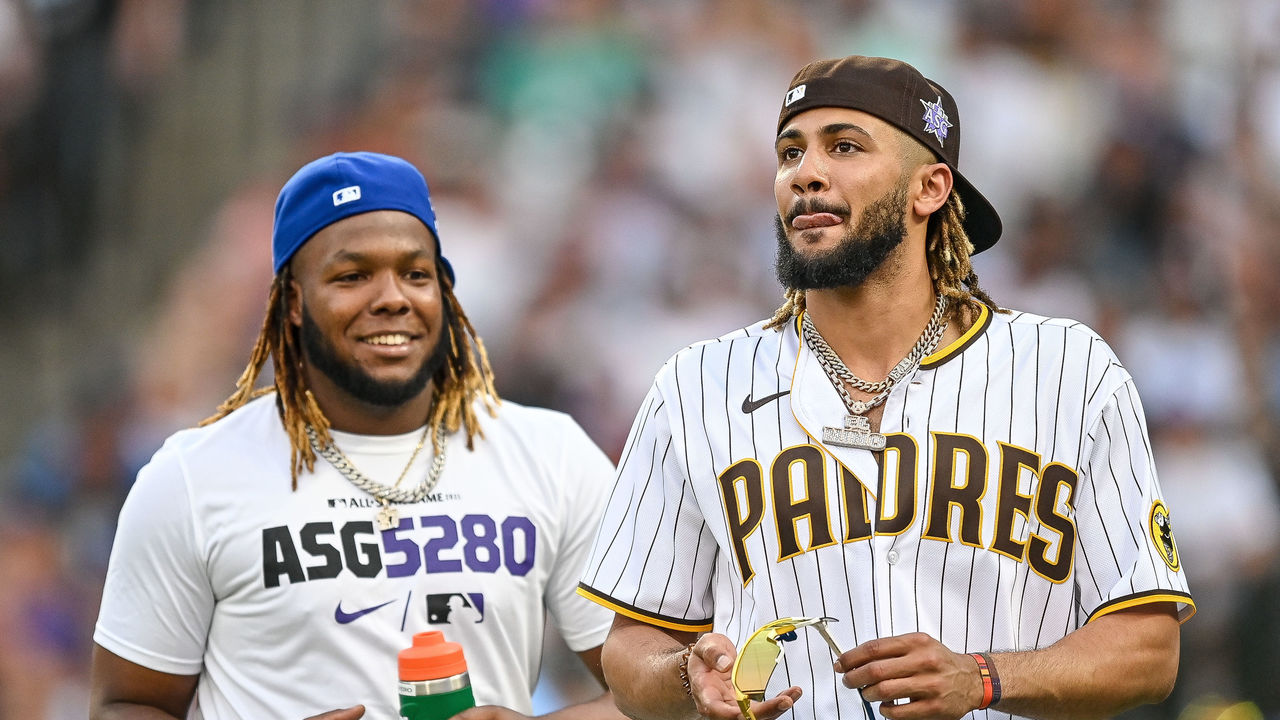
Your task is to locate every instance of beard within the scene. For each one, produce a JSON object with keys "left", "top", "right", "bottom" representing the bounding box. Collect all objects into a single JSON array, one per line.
[
  {"left": 299, "top": 305, "right": 451, "bottom": 408},
  {"left": 774, "top": 179, "right": 910, "bottom": 290}
]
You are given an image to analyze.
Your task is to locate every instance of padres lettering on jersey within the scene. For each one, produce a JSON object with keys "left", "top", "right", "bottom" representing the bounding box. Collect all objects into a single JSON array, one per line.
[
  {"left": 579, "top": 305, "right": 1193, "bottom": 720},
  {"left": 716, "top": 432, "right": 1080, "bottom": 588}
]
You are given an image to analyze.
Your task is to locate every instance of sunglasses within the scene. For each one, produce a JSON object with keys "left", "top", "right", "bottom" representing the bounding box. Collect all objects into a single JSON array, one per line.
[{"left": 729, "top": 616, "right": 870, "bottom": 720}]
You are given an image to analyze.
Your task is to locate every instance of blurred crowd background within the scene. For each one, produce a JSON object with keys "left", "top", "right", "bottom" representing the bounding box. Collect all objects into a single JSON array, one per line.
[{"left": 1, "top": 0, "right": 1279, "bottom": 718}]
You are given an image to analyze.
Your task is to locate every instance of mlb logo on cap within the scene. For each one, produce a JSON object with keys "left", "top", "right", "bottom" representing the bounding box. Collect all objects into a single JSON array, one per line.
[
  {"left": 332, "top": 186, "right": 362, "bottom": 206},
  {"left": 785, "top": 84, "right": 806, "bottom": 106}
]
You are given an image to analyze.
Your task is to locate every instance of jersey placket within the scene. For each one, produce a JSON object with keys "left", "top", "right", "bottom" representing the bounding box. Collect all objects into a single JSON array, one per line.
[{"left": 870, "top": 366, "right": 930, "bottom": 637}]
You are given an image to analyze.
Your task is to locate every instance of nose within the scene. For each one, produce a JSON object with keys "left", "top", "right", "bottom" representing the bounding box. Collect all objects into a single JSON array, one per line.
[
  {"left": 369, "top": 272, "right": 411, "bottom": 314},
  {"left": 790, "top": 151, "right": 828, "bottom": 195}
]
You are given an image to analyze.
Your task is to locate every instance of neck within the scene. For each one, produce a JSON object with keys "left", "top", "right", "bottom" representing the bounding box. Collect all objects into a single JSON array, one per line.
[
  {"left": 303, "top": 369, "right": 436, "bottom": 435},
  {"left": 803, "top": 260, "right": 942, "bottom": 381}
]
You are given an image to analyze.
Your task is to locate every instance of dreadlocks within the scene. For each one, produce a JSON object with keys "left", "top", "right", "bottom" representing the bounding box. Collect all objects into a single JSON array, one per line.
[
  {"left": 201, "top": 263, "right": 499, "bottom": 490},
  {"left": 764, "top": 188, "right": 1003, "bottom": 332}
]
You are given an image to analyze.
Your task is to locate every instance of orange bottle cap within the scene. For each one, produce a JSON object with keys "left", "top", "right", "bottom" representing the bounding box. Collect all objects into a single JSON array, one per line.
[{"left": 399, "top": 631, "right": 468, "bottom": 681}]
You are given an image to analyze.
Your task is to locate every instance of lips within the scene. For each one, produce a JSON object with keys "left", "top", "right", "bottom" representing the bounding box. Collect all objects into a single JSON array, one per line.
[{"left": 791, "top": 213, "right": 843, "bottom": 230}]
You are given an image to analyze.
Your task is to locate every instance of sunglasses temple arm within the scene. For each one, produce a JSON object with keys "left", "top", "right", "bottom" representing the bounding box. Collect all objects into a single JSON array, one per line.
[
  {"left": 813, "top": 623, "right": 845, "bottom": 657},
  {"left": 811, "top": 626, "right": 875, "bottom": 718}
]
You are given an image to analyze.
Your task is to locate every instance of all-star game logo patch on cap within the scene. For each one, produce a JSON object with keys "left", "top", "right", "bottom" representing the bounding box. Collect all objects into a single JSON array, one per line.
[{"left": 777, "top": 55, "right": 1003, "bottom": 254}]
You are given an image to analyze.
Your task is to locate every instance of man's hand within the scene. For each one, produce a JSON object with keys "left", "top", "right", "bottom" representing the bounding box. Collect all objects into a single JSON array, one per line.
[
  {"left": 835, "top": 633, "right": 980, "bottom": 720},
  {"left": 687, "top": 633, "right": 802, "bottom": 720},
  {"left": 304, "top": 706, "right": 365, "bottom": 720}
]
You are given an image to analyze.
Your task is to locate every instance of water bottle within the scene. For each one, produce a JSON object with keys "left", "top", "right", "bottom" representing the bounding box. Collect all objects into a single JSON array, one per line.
[{"left": 398, "top": 631, "right": 476, "bottom": 719}]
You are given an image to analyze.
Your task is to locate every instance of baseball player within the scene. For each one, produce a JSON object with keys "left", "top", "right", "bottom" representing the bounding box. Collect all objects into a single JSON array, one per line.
[
  {"left": 578, "top": 57, "right": 1193, "bottom": 720},
  {"left": 91, "top": 152, "right": 627, "bottom": 720}
]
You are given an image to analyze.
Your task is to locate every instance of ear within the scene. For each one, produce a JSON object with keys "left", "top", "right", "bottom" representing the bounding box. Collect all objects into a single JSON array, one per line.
[
  {"left": 912, "top": 162, "right": 953, "bottom": 218},
  {"left": 287, "top": 278, "right": 304, "bottom": 327}
]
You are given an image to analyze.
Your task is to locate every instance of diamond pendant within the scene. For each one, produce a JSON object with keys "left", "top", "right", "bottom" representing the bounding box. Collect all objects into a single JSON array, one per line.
[
  {"left": 822, "top": 414, "right": 886, "bottom": 451},
  {"left": 376, "top": 503, "right": 399, "bottom": 531}
]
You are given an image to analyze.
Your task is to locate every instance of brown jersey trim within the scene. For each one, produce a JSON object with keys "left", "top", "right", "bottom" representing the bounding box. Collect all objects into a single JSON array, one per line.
[
  {"left": 576, "top": 583, "right": 714, "bottom": 632},
  {"left": 1086, "top": 589, "right": 1196, "bottom": 624},
  {"left": 920, "top": 302, "right": 992, "bottom": 370}
]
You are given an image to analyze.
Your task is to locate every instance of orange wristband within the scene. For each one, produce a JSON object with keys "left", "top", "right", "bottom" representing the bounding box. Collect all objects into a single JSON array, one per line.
[{"left": 970, "top": 653, "right": 1001, "bottom": 709}]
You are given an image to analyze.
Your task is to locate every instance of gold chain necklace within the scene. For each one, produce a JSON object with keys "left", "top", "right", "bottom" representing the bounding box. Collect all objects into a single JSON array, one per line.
[{"left": 306, "top": 419, "right": 448, "bottom": 530}]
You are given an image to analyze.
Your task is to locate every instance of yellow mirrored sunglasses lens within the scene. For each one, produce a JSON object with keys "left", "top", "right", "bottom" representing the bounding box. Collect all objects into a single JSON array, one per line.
[
  {"left": 732, "top": 633, "right": 782, "bottom": 699},
  {"left": 731, "top": 618, "right": 840, "bottom": 701}
]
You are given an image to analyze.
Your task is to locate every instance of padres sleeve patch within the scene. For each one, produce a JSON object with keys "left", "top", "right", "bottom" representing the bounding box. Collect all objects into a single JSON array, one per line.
[{"left": 1148, "top": 501, "right": 1180, "bottom": 571}]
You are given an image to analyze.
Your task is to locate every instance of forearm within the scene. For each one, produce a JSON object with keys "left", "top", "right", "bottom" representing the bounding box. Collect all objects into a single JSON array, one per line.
[
  {"left": 600, "top": 616, "right": 698, "bottom": 720},
  {"left": 988, "top": 605, "right": 1180, "bottom": 720}
]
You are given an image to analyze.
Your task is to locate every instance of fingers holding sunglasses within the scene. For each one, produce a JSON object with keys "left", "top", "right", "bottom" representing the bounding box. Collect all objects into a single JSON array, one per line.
[
  {"left": 685, "top": 634, "right": 746, "bottom": 718},
  {"left": 743, "top": 686, "right": 803, "bottom": 720},
  {"left": 833, "top": 633, "right": 983, "bottom": 720},
  {"left": 693, "top": 632, "right": 738, "bottom": 674}
]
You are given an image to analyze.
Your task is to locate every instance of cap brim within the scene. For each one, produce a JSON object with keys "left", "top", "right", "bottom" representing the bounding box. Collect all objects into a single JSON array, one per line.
[{"left": 951, "top": 169, "right": 1001, "bottom": 254}]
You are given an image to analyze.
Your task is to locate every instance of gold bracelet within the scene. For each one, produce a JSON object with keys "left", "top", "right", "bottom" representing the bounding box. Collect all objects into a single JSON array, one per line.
[{"left": 677, "top": 643, "right": 696, "bottom": 697}]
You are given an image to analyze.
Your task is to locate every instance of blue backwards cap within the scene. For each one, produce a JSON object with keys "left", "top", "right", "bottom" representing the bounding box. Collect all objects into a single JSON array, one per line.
[{"left": 271, "top": 151, "right": 454, "bottom": 284}]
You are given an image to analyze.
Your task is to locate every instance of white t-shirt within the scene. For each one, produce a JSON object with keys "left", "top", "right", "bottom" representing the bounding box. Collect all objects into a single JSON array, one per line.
[{"left": 95, "top": 395, "right": 615, "bottom": 719}]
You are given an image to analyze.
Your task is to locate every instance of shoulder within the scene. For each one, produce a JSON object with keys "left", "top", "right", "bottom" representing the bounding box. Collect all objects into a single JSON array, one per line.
[
  {"left": 469, "top": 400, "right": 614, "bottom": 487},
  {"left": 483, "top": 399, "right": 578, "bottom": 431},
  {"left": 476, "top": 399, "right": 600, "bottom": 453},
  {"left": 990, "top": 306, "right": 1132, "bottom": 395},
  {"left": 991, "top": 308, "right": 1119, "bottom": 355},
  {"left": 157, "top": 394, "right": 283, "bottom": 458},
  {"left": 135, "top": 395, "right": 284, "bottom": 489},
  {"left": 652, "top": 318, "right": 791, "bottom": 387}
]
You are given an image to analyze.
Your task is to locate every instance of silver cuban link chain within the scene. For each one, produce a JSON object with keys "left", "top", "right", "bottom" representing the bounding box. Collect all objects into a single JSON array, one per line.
[
  {"left": 802, "top": 293, "right": 947, "bottom": 416},
  {"left": 306, "top": 421, "right": 448, "bottom": 505}
]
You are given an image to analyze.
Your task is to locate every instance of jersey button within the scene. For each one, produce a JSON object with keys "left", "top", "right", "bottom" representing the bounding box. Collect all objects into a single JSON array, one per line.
[{"left": 887, "top": 549, "right": 900, "bottom": 565}]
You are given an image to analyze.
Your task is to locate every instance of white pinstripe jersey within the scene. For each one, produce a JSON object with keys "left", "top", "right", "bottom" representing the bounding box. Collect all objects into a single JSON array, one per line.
[{"left": 579, "top": 305, "right": 1193, "bottom": 720}]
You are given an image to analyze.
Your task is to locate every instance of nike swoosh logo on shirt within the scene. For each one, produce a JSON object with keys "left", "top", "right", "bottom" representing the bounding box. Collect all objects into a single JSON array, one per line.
[
  {"left": 741, "top": 390, "right": 790, "bottom": 414},
  {"left": 334, "top": 599, "right": 395, "bottom": 624}
]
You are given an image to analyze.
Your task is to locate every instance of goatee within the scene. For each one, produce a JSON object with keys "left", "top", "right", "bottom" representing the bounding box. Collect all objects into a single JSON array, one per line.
[
  {"left": 299, "top": 306, "right": 451, "bottom": 407},
  {"left": 775, "top": 180, "right": 909, "bottom": 290}
]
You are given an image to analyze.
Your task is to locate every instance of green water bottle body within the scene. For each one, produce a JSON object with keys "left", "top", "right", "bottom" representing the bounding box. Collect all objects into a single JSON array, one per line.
[{"left": 399, "top": 671, "right": 476, "bottom": 720}]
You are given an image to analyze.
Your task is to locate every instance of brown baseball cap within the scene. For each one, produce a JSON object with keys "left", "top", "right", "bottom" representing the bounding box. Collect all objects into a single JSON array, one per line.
[{"left": 778, "top": 56, "right": 1002, "bottom": 253}]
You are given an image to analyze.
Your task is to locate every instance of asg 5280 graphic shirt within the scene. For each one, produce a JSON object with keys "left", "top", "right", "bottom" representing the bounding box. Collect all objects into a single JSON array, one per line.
[{"left": 96, "top": 395, "right": 614, "bottom": 719}]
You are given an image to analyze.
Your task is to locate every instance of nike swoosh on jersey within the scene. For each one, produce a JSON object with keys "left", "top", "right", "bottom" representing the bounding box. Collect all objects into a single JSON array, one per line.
[
  {"left": 334, "top": 599, "right": 395, "bottom": 624},
  {"left": 741, "top": 390, "right": 790, "bottom": 413}
]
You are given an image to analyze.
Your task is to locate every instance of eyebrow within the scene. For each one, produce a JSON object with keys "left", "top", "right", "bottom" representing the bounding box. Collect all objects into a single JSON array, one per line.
[
  {"left": 326, "top": 247, "right": 434, "bottom": 265},
  {"left": 820, "top": 122, "right": 873, "bottom": 139},
  {"left": 775, "top": 122, "right": 874, "bottom": 148}
]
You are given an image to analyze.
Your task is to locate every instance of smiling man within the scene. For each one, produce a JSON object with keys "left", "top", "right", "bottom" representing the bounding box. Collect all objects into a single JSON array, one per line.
[
  {"left": 90, "top": 152, "right": 626, "bottom": 720},
  {"left": 579, "top": 57, "right": 1194, "bottom": 720}
]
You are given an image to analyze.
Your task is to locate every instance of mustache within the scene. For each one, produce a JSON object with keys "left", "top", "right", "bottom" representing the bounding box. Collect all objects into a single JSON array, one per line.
[{"left": 784, "top": 199, "right": 851, "bottom": 225}]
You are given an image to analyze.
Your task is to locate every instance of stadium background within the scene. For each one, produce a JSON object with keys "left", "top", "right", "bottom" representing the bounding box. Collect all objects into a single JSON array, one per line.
[{"left": 1, "top": 0, "right": 1278, "bottom": 717}]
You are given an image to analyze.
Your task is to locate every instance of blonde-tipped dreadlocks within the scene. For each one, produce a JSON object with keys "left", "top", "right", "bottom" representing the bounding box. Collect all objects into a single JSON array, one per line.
[
  {"left": 201, "top": 265, "right": 499, "bottom": 490},
  {"left": 764, "top": 189, "right": 1003, "bottom": 332}
]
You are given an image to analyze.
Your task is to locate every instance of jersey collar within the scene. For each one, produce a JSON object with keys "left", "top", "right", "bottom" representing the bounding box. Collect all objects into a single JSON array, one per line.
[{"left": 919, "top": 302, "right": 991, "bottom": 370}]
